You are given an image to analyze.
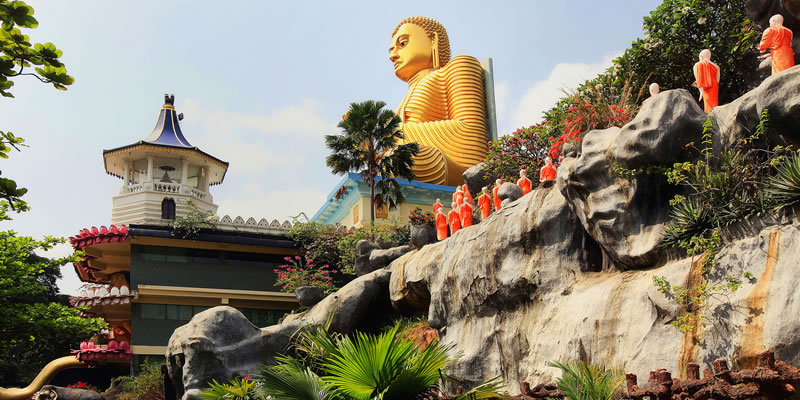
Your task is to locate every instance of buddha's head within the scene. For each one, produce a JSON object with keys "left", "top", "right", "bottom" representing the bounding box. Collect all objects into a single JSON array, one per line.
[
  {"left": 699, "top": 48, "right": 712, "bottom": 61},
  {"left": 390, "top": 16, "right": 451, "bottom": 82},
  {"left": 770, "top": 14, "right": 784, "bottom": 28}
]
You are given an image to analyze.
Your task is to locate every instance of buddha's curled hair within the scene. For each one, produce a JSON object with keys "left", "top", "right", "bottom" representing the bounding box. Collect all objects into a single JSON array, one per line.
[{"left": 392, "top": 16, "right": 451, "bottom": 68}]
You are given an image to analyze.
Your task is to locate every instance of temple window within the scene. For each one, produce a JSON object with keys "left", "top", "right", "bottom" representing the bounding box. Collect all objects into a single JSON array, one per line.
[{"left": 161, "top": 198, "right": 176, "bottom": 219}]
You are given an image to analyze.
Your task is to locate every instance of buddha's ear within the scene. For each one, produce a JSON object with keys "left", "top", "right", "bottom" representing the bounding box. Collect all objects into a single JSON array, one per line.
[{"left": 431, "top": 32, "right": 440, "bottom": 69}]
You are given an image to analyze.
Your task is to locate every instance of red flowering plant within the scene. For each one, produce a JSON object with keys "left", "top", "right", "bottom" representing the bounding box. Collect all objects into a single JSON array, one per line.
[
  {"left": 66, "top": 381, "right": 99, "bottom": 392},
  {"left": 273, "top": 256, "right": 336, "bottom": 294},
  {"left": 484, "top": 124, "right": 552, "bottom": 184},
  {"left": 408, "top": 207, "right": 434, "bottom": 226},
  {"left": 545, "top": 77, "right": 643, "bottom": 162}
]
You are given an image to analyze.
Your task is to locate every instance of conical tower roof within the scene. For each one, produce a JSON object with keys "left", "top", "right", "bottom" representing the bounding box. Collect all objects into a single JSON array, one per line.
[
  {"left": 141, "top": 94, "right": 193, "bottom": 147},
  {"left": 102, "top": 94, "right": 228, "bottom": 185}
]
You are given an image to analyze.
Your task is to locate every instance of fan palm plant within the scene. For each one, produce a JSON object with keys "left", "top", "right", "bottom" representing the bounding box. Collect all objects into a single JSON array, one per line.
[
  {"left": 549, "top": 360, "right": 623, "bottom": 400},
  {"left": 325, "top": 100, "right": 419, "bottom": 223}
]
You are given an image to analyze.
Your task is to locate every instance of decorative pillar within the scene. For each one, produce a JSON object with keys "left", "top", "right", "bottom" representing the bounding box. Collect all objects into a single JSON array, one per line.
[
  {"left": 122, "top": 162, "right": 130, "bottom": 190},
  {"left": 181, "top": 158, "right": 189, "bottom": 185},
  {"left": 201, "top": 168, "right": 209, "bottom": 192},
  {"left": 146, "top": 157, "right": 154, "bottom": 181}
]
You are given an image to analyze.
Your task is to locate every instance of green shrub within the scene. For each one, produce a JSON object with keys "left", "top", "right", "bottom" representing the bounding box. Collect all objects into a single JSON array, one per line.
[
  {"left": 114, "top": 360, "right": 164, "bottom": 400},
  {"left": 337, "top": 218, "right": 409, "bottom": 276},
  {"left": 200, "top": 376, "right": 262, "bottom": 400},
  {"left": 766, "top": 152, "right": 800, "bottom": 209}
]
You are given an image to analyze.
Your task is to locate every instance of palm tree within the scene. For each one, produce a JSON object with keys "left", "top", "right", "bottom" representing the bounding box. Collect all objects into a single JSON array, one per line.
[{"left": 325, "top": 100, "right": 419, "bottom": 223}]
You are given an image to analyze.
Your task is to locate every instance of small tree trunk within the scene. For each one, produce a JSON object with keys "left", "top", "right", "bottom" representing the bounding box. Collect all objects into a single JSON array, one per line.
[{"left": 369, "top": 180, "right": 375, "bottom": 240}]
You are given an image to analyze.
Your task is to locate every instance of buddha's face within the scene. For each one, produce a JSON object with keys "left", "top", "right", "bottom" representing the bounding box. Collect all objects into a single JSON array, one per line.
[{"left": 389, "top": 23, "right": 434, "bottom": 82}]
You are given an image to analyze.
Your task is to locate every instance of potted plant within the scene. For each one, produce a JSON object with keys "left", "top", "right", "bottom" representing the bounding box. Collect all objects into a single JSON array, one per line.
[
  {"left": 408, "top": 207, "right": 436, "bottom": 248},
  {"left": 273, "top": 256, "right": 336, "bottom": 307}
]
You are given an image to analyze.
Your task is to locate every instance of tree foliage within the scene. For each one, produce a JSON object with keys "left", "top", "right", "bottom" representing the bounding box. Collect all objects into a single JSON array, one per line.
[
  {"left": 325, "top": 100, "right": 419, "bottom": 222},
  {"left": 0, "top": 0, "right": 75, "bottom": 98},
  {"left": 0, "top": 1, "right": 103, "bottom": 387}
]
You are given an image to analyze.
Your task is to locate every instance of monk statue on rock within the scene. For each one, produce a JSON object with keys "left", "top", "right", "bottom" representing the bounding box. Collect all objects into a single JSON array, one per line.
[
  {"left": 478, "top": 186, "right": 492, "bottom": 220},
  {"left": 759, "top": 14, "right": 795, "bottom": 75},
  {"left": 540, "top": 157, "right": 556, "bottom": 183},
  {"left": 435, "top": 208, "right": 448, "bottom": 240},
  {"left": 448, "top": 201, "right": 461, "bottom": 234},
  {"left": 493, "top": 179, "right": 503, "bottom": 211},
  {"left": 390, "top": 16, "right": 489, "bottom": 186},
  {"left": 517, "top": 169, "right": 532, "bottom": 195},
  {"left": 693, "top": 49, "right": 720, "bottom": 113}
]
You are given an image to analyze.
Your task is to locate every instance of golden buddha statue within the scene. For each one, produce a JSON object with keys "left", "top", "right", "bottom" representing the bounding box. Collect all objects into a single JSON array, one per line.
[{"left": 390, "top": 16, "right": 488, "bottom": 186}]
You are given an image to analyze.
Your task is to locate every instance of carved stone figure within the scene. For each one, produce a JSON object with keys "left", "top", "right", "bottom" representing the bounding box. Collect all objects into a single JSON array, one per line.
[
  {"left": 462, "top": 184, "right": 473, "bottom": 206},
  {"left": 693, "top": 49, "right": 720, "bottom": 112},
  {"left": 390, "top": 16, "right": 488, "bottom": 185},
  {"left": 432, "top": 199, "right": 443, "bottom": 215},
  {"left": 759, "top": 14, "right": 795, "bottom": 74}
]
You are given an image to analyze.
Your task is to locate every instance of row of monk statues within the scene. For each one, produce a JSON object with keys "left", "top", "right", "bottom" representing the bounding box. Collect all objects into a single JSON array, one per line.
[
  {"left": 432, "top": 160, "right": 557, "bottom": 240},
  {"left": 690, "top": 14, "right": 793, "bottom": 112}
]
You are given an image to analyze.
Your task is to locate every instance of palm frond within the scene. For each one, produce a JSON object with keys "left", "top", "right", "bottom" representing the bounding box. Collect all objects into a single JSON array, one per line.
[
  {"left": 549, "top": 360, "right": 623, "bottom": 400},
  {"left": 257, "top": 357, "right": 330, "bottom": 400}
]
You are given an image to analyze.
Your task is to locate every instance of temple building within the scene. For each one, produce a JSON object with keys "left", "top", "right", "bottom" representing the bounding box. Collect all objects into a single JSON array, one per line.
[{"left": 67, "top": 95, "right": 300, "bottom": 371}]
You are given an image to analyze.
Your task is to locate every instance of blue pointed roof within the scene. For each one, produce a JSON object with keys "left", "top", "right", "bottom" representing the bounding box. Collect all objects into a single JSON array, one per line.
[{"left": 142, "top": 94, "right": 192, "bottom": 147}]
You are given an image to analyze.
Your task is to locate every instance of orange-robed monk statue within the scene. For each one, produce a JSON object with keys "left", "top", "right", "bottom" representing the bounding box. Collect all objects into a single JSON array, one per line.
[
  {"left": 460, "top": 200, "right": 473, "bottom": 228},
  {"left": 517, "top": 169, "right": 532, "bottom": 195},
  {"left": 462, "top": 184, "right": 473, "bottom": 206},
  {"left": 435, "top": 208, "right": 448, "bottom": 240},
  {"left": 390, "top": 16, "right": 489, "bottom": 186},
  {"left": 540, "top": 157, "right": 556, "bottom": 182},
  {"left": 448, "top": 201, "right": 461, "bottom": 234},
  {"left": 693, "top": 49, "right": 720, "bottom": 113},
  {"left": 492, "top": 179, "right": 503, "bottom": 211},
  {"left": 478, "top": 186, "right": 491, "bottom": 220},
  {"left": 433, "top": 198, "right": 443, "bottom": 214},
  {"left": 759, "top": 14, "right": 795, "bottom": 75}
]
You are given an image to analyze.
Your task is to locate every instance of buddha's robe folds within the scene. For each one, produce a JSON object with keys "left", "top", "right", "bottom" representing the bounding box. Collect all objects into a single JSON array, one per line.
[
  {"left": 694, "top": 60, "right": 719, "bottom": 113},
  {"left": 478, "top": 194, "right": 491, "bottom": 220},
  {"left": 397, "top": 55, "right": 488, "bottom": 186},
  {"left": 517, "top": 177, "right": 532, "bottom": 195},
  {"left": 448, "top": 209, "right": 461, "bottom": 234},
  {"left": 460, "top": 202, "right": 473, "bottom": 228},
  {"left": 540, "top": 165, "right": 556, "bottom": 182},
  {"left": 760, "top": 25, "right": 795, "bottom": 74},
  {"left": 492, "top": 185, "right": 502, "bottom": 211},
  {"left": 435, "top": 212, "right": 448, "bottom": 241}
]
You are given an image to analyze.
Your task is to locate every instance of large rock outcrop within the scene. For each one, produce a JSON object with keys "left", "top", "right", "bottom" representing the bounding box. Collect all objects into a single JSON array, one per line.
[
  {"left": 168, "top": 66, "right": 800, "bottom": 398},
  {"left": 166, "top": 268, "right": 395, "bottom": 400}
]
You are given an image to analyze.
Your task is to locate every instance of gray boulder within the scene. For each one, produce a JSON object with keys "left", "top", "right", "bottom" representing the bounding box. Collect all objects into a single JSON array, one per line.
[
  {"left": 410, "top": 224, "right": 437, "bottom": 248},
  {"left": 295, "top": 286, "right": 325, "bottom": 307},
  {"left": 462, "top": 162, "right": 496, "bottom": 195},
  {"left": 166, "top": 306, "right": 297, "bottom": 400},
  {"left": 497, "top": 182, "right": 523, "bottom": 208},
  {"left": 353, "top": 240, "right": 380, "bottom": 276},
  {"left": 33, "top": 386, "right": 103, "bottom": 400},
  {"left": 366, "top": 245, "right": 413, "bottom": 273}
]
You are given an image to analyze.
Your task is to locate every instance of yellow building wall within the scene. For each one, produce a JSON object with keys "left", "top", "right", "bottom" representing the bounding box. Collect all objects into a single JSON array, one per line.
[{"left": 337, "top": 196, "right": 451, "bottom": 228}]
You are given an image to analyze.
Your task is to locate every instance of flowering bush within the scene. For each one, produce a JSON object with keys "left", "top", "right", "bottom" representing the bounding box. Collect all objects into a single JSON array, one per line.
[
  {"left": 66, "top": 381, "right": 98, "bottom": 392},
  {"left": 274, "top": 256, "right": 336, "bottom": 293},
  {"left": 408, "top": 207, "right": 434, "bottom": 226},
  {"left": 548, "top": 87, "right": 638, "bottom": 161},
  {"left": 484, "top": 124, "right": 551, "bottom": 183}
]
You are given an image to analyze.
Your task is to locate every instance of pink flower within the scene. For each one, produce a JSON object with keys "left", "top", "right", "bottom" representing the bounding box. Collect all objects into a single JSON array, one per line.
[{"left": 295, "top": 256, "right": 301, "bottom": 260}]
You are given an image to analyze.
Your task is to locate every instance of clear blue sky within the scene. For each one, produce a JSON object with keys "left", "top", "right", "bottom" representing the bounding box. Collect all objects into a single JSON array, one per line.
[{"left": 1, "top": 0, "right": 660, "bottom": 293}]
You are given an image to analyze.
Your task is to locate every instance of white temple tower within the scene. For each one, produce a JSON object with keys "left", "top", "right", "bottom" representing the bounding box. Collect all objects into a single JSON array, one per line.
[{"left": 103, "top": 94, "right": 229, "bottom": 226}]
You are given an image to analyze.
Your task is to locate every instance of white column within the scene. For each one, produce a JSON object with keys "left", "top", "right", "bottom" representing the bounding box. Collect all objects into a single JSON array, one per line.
[
  {"left": 146, "top": 157, "right": 154, "bottom": 181},
  {"left": 201, "top": 168, "right": 209, "bottom": 192},
  {"left": 181, "top": 158, "right": 189, "bottom": 185},
  {"left": 122, "top": 162, "right": 130, "bottom": 190}
]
